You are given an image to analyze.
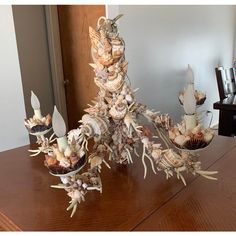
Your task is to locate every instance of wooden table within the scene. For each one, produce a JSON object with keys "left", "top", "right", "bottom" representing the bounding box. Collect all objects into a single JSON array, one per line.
[{"left": 0, "top": 135, "right": 236, "bottom": 231}]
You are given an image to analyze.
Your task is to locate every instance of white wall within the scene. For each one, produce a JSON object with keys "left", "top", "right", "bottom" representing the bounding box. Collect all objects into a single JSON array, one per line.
[
  {"left": 108, "top": 5, "right": 236, "bottom": 125},
  {"left": 0, "top": 6, "right": 29, "bottom": 151},
  {"left": 12, "top": 6, "right": 55, "bottom": 120}
]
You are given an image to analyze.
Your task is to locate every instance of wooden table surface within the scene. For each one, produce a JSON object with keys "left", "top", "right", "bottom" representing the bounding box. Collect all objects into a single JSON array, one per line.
[{"left": 0, "top": 135, "right": 236, "bottom": 231}]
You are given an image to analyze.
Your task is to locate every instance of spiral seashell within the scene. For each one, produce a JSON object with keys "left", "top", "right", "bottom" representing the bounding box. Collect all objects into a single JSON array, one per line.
[
  {"left": 82, "top": 114, "right": 109, "bottom": 137},
  {"left": 109, "top": 96, "right": 128, "bottom": 120},
  {"left": 104, "top": 73, "right": 124, "bottom": 92},
  {"left": 109, "top": 105, "right": 127, "bottom": 120},
  {"left": 158, "top": 149, "right": 184, "bottom": 169}
]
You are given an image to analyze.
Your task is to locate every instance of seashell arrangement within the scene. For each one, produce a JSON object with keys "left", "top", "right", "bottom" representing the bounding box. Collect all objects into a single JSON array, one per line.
[
  {"left": 24, "top": 114, "right": 52, "bottom": 134},
  {"left": 44, "top": 141, "right": 86, "bottom": 176},
  {"left": 24, "top": 15, "right": 217, "bottom": 217},
  {"left": 169, "top": 123, "right": 214, "bottom": 150}
]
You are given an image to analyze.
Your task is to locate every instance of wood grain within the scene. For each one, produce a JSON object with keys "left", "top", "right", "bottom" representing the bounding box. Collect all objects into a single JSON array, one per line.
[
  {"left": 134, "top": 145, "right": 236, "bottom": 231},
  {"left": 57, "top": 5, "right": 105, "bottom": 130},
  {"left": 0, "top": 135, "right": 235, "bottom": 231},
  {"left": 0, "top": 212, "right": 21, "bottom": 231}
]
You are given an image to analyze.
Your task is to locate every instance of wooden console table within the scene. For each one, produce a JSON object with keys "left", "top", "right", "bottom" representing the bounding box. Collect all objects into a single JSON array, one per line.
[
  {"left": 213, "top": 95, "right": 236, "bottom": 136},
  {"left": 0, "top": 135, "right": 236, "bottom": 231}
]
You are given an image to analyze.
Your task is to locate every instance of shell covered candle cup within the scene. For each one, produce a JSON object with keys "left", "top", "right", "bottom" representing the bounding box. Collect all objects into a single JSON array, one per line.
[
  {"left": 168, "top": 122, "right": 214, "bottom": 150},
  {"left": 44, "top": 142, "right": 87, "bottom": 177},
  {"left": 24, "top": 91, "right": 52, "bottom": 136},
  {"left": 24, "top": 114, "right": 52, "bottom": 136}
]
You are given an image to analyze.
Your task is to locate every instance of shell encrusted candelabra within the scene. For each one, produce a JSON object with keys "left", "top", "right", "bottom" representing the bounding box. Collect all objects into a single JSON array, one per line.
[
  {"left": 169, "top": 65, "right": 214, "bottom": 151},
  {"left": 25, "top": 15, "right": 217, "bottom": 217}
]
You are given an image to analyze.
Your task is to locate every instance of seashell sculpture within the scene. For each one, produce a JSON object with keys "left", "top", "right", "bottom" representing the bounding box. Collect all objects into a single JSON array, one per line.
[{"left": 25, "top": 14, "right": 217, "bottom": 217}]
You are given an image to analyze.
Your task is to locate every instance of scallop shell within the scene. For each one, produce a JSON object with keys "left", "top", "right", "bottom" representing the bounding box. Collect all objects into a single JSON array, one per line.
[{"left": 89, "top": 26, "right": 101, "bottom": 49}]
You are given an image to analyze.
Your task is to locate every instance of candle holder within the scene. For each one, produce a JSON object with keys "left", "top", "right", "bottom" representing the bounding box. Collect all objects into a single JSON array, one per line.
[
  {"left": 168, "top": 120, "right": 214, "bottom": 150},
  {"left": 44, "top": 142, "right": 87, "bottom": 177},
  {"left": 24, "top": 114, "right": 52, "bottom": 136},
  {"left": 168, "top": 69, "right": 215, "bottom": 151},
  {"left": 24, "top": 91, "right": 56, "bottom": 156},
  {"left": 25, "top": 15, "right": 218, "bottom": 217},
  {"left": 24, "top": 113, "right": 56, "bottom": 156}
]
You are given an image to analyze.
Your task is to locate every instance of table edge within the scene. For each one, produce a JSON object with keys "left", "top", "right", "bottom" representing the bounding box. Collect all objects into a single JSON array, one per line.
[{"left": 0, "top": 212, "right": 22, "bottom": 231}]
